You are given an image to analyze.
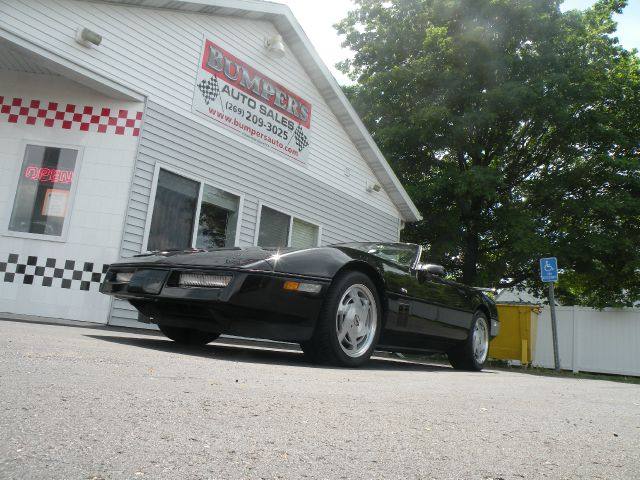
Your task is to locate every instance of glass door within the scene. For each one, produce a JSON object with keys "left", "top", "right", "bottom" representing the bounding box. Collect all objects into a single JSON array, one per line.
[
  {"left": 195, "top": 184, "right": 240, "bottom": 249},
  {"left": 147, "top": 169, "right": 199, "bottom": 251}
]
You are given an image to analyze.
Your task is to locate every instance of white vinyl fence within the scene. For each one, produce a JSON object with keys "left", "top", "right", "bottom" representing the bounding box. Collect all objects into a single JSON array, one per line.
[{"left": 533, "top": 306, "right": 640, "bottom": 376}]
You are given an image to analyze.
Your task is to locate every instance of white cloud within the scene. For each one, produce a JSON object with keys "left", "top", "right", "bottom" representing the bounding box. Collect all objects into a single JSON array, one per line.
[{"left": 278, "top": 0, "right": 355, "bottom": 85}]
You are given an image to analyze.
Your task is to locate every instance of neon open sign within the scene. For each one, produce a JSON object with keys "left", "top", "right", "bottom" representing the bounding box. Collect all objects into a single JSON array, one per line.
[{"left": 24, "top": 166, "right": 73, "bottom": 184}]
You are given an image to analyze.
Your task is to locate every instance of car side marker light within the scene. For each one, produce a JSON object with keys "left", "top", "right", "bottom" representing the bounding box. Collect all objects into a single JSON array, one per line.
[{"left": 283, "top": 281, "right": 322, "bottom": 294}]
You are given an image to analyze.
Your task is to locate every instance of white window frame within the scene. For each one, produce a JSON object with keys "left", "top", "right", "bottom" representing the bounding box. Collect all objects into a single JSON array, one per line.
[
  {"left": 253, "top": 201, "right": 322, "bottom": 248},
  {"left": 141, "top": 163, "right": 245, "bottom": 253},
  {"left": 2, "top": 139, "right": 84, "bottom": 243}
]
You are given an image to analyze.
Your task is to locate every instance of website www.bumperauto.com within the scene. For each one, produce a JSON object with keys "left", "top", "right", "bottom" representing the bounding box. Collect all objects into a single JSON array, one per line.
[{"left": 208, "top": 107, "right": 299, "bottom": 158}]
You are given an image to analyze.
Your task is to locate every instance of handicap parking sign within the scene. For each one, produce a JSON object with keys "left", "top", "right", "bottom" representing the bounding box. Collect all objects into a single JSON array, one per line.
[{"left": 539, "top": 257, "right": 558, "bottom": 282}]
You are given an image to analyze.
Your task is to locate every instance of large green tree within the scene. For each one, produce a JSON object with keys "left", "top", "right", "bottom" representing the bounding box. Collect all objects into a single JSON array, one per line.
[{"left": 337, "top": 0, "right": 640, "bottom": 307}]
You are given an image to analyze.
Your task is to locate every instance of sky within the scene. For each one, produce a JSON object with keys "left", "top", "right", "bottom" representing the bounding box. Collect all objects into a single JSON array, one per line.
[{"left": 278, "top": 0, "right": 640, "bottom": 85}]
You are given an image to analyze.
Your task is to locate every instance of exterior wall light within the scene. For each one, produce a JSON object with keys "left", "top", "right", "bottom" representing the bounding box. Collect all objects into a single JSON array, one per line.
[
  {"left": 75, "top": 27, "right": 102, "bottom": 47},
  {"left": 367, "top": 182, "right": 382, "bottom": 193},
  {"left": 264, "top": 34, "right": 286, "bottom": 57}
]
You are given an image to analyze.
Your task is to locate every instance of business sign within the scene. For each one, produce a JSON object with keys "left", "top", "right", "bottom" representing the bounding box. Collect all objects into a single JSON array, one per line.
[
  {"left": 192, "top": 38, "right": 313, "bottom": 161},
  {"left": 539, "top": 257, "right": 558, "bottom": 282},
  {"left": 24, "top": 166, "right": 73, "bottom": 184}
]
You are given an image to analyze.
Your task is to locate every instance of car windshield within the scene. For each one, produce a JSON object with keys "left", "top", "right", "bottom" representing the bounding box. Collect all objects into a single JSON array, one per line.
[{"left": 339, "top": 242, "right": 420, "bottom": 268}]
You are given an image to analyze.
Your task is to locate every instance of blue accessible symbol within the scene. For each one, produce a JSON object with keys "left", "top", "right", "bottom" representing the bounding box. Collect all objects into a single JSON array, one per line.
[{"left": 539, "top": 257, "right": 558, "bottom": 282}]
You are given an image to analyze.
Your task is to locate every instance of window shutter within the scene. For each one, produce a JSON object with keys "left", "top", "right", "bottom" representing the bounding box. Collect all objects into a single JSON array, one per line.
[
  {"left": 291, "top": 218, "right": 319, "bottom": 248},
  {"left": 257, "top": 207, "right": 290, "bottom": 247}
]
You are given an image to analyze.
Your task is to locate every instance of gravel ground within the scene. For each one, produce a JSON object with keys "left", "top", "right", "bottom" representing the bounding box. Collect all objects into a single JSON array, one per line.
[{"left": 0, "top": 319, "right": 639, "bottom": 480}]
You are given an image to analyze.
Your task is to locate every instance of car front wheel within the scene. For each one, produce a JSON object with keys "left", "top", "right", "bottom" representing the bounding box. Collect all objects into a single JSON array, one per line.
[
  {"left": 158, "top": 325, "right": 220, "bottom": 346},
  {"left": 447, "top": 311, "right": 490, "bottom": 371},
  {"left": 304, "top": 271, "right": 381, "bottom": 367}
]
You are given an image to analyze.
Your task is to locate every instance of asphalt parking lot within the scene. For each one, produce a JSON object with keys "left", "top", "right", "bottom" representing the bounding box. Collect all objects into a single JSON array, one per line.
[{"left": 1, "top": 319, "right": 638, "bottom": 480}]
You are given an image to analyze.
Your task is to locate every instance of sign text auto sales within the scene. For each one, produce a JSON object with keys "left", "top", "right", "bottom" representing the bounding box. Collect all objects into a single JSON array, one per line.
[{"left": 193, "top": 38, "right": 313, "bottom": 161}]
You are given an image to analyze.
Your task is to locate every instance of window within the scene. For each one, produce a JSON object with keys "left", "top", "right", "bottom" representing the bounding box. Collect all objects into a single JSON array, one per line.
[
  {"left": 146, "top": 168, "right": 242, "bottom": 252},
  {"left": 147, "top": 170, "right": 199, "bottom": 251},
  {"left": 291, "top": 218, "right": 319, "bottom": 248},
  {"left": 257, "top": 206, "right": 290, "bottom": 247},
  {"left": 8, "top": 144, "right": 79, "bottom": 237},
  {"left": 257, "top": 205, "right": 320, "bottom": 249},
  {"left": 196, "top": 185, "right": 240, "bottom": 249}
]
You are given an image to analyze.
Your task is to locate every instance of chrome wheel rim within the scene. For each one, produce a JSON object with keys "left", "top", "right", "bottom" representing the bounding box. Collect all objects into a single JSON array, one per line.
[
  {"left": 335, "top": 284, "right": 377, "bottom": 358},
  {"left": 473, "top": 316, "right": 489, "bottom": 365}
]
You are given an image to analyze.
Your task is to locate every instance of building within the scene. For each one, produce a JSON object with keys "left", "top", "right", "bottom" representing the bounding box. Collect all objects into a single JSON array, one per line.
[{"left": 0, "top": 0, "right": 421, "bottom": 327}]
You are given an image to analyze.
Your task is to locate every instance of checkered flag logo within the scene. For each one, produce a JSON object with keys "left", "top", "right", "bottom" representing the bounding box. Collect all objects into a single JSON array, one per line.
[
  {"left": 198, "top": 76, "right": 220, "bottom": 105},
  {"left": 293, "top": 124, "right": 309, "bottom": 152}
]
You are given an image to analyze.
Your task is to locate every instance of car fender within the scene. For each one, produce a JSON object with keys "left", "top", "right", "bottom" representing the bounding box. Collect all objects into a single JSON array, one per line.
[{"left": 271, "top": 247, "right": 368, "bottom": 279}]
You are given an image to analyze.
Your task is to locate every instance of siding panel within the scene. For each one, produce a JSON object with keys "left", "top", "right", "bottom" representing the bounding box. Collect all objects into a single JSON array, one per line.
[{"left": 140, "top": 103, "right": 399, "bottom": 241}]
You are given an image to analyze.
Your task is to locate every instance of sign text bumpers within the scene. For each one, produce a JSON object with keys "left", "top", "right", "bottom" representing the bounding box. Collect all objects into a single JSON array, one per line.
[{"left": 202, "top": 41, "right": 311, "bottom": 129}]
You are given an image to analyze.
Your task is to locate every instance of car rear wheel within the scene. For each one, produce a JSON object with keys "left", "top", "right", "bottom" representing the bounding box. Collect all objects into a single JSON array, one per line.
[
  {"left": 305, "top": 271, "right": 381, "bottom": 367},
  {"left": 158, "top": 325, "right": 220, "bottom": 346},
  {"left": 447, "top": 311, "right": 490, "bottom": 371}
]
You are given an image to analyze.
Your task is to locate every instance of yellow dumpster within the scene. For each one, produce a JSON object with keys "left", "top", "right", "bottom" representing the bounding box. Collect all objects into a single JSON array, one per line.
[{"left": 489, "top": 303, "right": 540, "bottom": 364}]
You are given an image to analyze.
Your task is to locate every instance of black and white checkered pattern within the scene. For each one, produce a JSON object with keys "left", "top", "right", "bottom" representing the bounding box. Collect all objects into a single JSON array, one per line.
[
  {"left": 0, "top": 254, "right": 108, "bottom": 291},
  {"left": 198, "top": 76, "right": 220, "bottom": 105},
  {"left": 294, "top": 124, "right": 309, "bottom": 152}
]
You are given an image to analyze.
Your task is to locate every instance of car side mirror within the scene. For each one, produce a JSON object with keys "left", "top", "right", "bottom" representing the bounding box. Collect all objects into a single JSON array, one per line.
[{"left": 416, "top": 263, "right": 447, "bottom": 278}]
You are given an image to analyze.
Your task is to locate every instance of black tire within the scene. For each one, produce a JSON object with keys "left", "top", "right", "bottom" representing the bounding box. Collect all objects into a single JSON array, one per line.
[
  {"left": 307, "top": 271, "right": 381, "bottom": 367},
  {"left": 447, "top": 311, "right": 490, "bottom": 371},
  {"left": 299, "top": 340, "right": 321, "bottom": 363},
  {"left": 158, "top": 324, "right": 220, "bottom": 346}
]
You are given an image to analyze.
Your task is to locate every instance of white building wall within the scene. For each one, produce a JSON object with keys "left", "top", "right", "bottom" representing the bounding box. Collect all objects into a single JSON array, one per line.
[
  {"left": 0, "top": 70, "right": 142, "bottom": 323},
  {"left": 0, "top": 0, "right": 401, "bottom": 219}
]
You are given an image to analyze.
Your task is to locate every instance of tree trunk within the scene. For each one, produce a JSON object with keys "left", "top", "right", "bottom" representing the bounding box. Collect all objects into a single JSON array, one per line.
[{"left": 461, "top": 225, "right": 480, "bottom": 285}]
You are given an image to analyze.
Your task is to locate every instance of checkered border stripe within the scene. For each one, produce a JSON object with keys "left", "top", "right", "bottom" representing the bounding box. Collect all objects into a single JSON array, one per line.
[
  {"left": 0, "top": 96, "right": 143, "bottom": 136},
  {"left": 0, "top": 254, "right": 109, "bottom": 291}
]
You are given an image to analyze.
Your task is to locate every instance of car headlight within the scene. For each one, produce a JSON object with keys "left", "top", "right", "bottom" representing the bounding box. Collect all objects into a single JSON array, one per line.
[
  {"left": 115, "top": 271, "right": 134, "bottom": 283},
  {"left": 178, "top": 273, "right": 232, "bottom": 288}
]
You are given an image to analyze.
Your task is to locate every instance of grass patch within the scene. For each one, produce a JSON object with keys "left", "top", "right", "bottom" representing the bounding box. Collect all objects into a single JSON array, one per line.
[{"left": 399, "top": 353, "right": 640, "bottom": 384}]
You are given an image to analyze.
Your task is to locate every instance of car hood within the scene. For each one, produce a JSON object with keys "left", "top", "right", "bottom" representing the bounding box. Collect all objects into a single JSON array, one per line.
[
  {"left": 112, "top": 247, "right": 288, "bottom": 271},
  {"left": 110, "top": 241, "right": 415, "bottom": 281},
  {"left": 109, "top": 245, "right": 378, "bottom": 279}
]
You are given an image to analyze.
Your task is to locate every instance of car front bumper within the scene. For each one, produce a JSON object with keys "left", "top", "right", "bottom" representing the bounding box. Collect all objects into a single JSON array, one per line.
[{"left": 101, "top": 266, "right": 331, "bottom": 342}]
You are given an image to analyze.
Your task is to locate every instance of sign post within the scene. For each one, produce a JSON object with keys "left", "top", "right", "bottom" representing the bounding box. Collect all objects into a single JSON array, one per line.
[{"left": 539, "top": 257, "right": 560, "bottom": 370}]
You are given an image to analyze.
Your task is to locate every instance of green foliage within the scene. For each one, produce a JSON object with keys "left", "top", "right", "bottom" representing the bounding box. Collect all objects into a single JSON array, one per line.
[{"left": 337, "top": 0, "right": 640, "bottom": 308}]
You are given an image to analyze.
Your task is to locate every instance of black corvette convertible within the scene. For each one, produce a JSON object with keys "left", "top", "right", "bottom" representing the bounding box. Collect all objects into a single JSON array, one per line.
[{"left": 100, "top": 242, "right": 499, "bottom": 370}]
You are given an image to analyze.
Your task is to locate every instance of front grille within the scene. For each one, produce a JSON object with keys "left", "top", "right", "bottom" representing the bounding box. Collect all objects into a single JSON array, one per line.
[{"left": 178, "top": 273, "right": 232, "bottom": 288}]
